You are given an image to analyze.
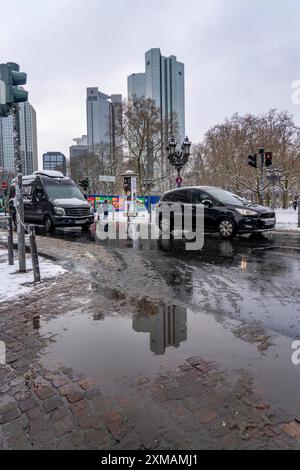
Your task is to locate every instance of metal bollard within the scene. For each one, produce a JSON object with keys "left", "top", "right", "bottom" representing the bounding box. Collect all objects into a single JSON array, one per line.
[
  {"left": 28, "top": 225, "right": 41, "bottom": 283},
  {"left": 7, "top": 216, "right": 14, "bottom": 265}
]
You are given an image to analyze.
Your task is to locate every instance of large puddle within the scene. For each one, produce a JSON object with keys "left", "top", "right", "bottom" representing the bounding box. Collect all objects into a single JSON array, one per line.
[{"left": 38, "top": 299, "right": 300, "bottom": 417}]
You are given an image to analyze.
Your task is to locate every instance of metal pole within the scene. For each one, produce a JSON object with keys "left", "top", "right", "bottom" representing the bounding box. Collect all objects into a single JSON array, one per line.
[
  {"left": 28, "top": 225, "right": 40, "bottom": 283},
  {"left": 271, "top": 178, "right": 275, "bottom": 210},
  {"left": 13, "top": 105, "right": 26, "bottom": 272},
  {"left": 298, "top": 201, "right": 300, "bottom": 228},
  {"left": 259, "top": 149, "right": 264, "bottom": 205},
  {"left": 7, "top": 216, "right": 14, "bottom": 265}
]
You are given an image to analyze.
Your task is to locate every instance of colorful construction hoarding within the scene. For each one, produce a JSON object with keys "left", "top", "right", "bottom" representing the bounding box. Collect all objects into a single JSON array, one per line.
[{"left": 87, "top": 196, "right": 150, "bottom": 212}]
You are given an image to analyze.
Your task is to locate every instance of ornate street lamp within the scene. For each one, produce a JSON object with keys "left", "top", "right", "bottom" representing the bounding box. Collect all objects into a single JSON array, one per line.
[
  {"left": 266, "top": 167, "right": 282, "bottom": 210},
  {"left": 167, "top": 136, "right": 191, "bottom": 188}
]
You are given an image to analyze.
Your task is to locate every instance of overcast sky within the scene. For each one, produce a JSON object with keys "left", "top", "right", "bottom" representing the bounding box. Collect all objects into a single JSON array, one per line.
[{"left": 1, "top": 0, "right": 300, "bottom": 164}]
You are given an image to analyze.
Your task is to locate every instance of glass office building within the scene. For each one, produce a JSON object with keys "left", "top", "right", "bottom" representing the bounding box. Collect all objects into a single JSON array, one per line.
[
  {"left": 0, "top": 101, "right": 38, "bottom": 175},
  {"left": 43, "top": 152, "right": 67, "bottom": 175},
  {"left": 127, "top": 48, "right": 185, "bottom": 142},
  {"left": 86, "top": 88, "right": 122, "bottom": 163}
]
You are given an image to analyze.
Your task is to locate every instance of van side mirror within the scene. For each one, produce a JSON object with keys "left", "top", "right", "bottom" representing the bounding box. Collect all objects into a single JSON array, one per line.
[{"left": 202, "top": 199, "right": 213, "bottom": 207}]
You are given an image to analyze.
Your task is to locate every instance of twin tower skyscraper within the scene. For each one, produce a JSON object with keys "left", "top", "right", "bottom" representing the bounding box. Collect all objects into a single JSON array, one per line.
[
  {"left": 128, "top": 48, "right": 185, "bottom": 143},
  {"left": 86, "top": 48, "right": 185, "bottom": 157}
]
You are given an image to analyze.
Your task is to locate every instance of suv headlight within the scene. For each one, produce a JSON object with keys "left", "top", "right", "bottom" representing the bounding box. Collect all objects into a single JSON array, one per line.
[
  {"left": 235, "top": 208, "right": 258, "bottom": 216},
  {"left": 54, "top": 207, "right": 66, "bottom": 216}
]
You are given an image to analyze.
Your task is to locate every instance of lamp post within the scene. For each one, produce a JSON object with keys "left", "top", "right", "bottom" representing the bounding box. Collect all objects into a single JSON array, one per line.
[
  {"left": 266, "top": 167, "right": 282, "bottom": 210},
  {"left": 167, "top": 136, "right": 191, "bottom": 188}
]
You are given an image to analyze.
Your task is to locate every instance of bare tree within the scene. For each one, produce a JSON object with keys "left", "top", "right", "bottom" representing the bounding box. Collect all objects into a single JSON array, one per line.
[
  {"left": 187, "top": 110, "right": 300, "bottom": 206},
  {"left": 116, "top": 96, "right": 179, "bottom": 196}
]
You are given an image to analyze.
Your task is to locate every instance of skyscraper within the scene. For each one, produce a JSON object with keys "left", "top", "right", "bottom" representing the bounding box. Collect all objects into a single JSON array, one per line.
[
  {"left": 127, "top": 48, "right": 185, "bottom": 142},
  {"left": 127, "top": 73, "right": 146, "bottom": 99},
  {"left": 69, "top": 135, "right": 88, "bottom": 184},
  {"left": 86, "top": 88, "right": 122, "bottom": 163},
  {"left": 0, "top": 101, "right": 38, "bottom": 175}
]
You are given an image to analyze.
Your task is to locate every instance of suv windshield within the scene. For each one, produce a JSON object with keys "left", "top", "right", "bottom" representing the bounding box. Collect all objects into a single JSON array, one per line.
[
  {"left": 44, "top": 181, "right": 85, "bottom": 201},
  {"left": 205, "top": 188, "right": 247, "bottom": 205}
]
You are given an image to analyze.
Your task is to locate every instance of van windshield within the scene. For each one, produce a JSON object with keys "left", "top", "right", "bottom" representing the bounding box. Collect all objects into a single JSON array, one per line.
[{"left": 44, "top": 181, "right": 85, "bottom": 201}]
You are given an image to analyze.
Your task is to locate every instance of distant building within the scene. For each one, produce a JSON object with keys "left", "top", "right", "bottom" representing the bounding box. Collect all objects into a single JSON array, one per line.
[
  {"left": 127, "top": 73, "right": 146, "bottom": 99},
  {"left": 86, "top": 88, "right": 122, "bottom": 164},
  {"left": 0, "top": 101, "right": 38, "bottom": 175},
  {"left": 69, "top": 135, "right": 88, "bottom": 183},
  {"left": 43, "top": 152, "right": 67, "bottom": 175},
  {"left": 127, "top": 48, "right": 185, "bottom": 142}
]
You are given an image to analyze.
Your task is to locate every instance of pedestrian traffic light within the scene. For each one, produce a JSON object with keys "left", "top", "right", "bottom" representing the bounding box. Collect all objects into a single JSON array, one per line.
[
  {"left": 265, "top": 152, "right": 273, "bottom": 167},
  {"left": 248, "top": 154, "right": 257, "bottom": 168},
  {"left": 124, "top": 176, "right": 131, "bottom": 195},
  {"left": 79, "top": 178, "right": 89, "bottom": 192}
]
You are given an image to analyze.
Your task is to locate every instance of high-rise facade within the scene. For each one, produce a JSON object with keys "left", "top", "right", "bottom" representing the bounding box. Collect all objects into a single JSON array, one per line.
[
  {"left": 127, "top": 48, "right": 185, "bottom": 142},
  {"left": 127, "top": 73, "right": 146, "bottom": 99},
  {"left": 69, "top": 135, "right": 88, "bottom": 184},
  {"left": 86, "top": 88, "right": 122, "bottom": 163},
  {"left": 0, "top": 101, "right": 38, "bottom": 175}
]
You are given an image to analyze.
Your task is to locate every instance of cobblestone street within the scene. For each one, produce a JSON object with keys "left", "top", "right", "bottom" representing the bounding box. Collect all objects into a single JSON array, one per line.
[{"left": 1, "top": 231, "right": 300, "bottom": 449}]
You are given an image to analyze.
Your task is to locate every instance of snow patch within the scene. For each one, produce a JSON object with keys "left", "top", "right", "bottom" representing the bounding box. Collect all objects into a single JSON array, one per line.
[
  {"left": 275, "top": 209, "right": 300, "bottom": 231},
  {"left": 0, "top": 249, "right": 67, "bottom": 303}
]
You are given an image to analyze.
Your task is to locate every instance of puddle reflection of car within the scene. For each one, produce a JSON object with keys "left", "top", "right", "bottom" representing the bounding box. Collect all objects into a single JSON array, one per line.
[{"left": 156, "top": 186, "right": 276, "bottom": 240}]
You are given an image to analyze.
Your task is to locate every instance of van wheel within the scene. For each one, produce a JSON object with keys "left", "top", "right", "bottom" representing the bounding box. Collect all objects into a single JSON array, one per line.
[
  {"left": 218, "top": 218, "right": 236, "bottom": 240},
  {"left": 44, "top": 216, "right": 55, "bottom": 233}
]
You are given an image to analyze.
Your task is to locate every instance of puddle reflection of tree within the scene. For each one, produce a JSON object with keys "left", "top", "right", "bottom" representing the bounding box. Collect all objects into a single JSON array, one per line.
[{"left": 132, "top": 301, "right": 187, "bottom": 355}]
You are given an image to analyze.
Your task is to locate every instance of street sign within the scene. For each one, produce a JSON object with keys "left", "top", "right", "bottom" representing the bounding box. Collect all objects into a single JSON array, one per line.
[
  {"left": 99, "top": 175, "right": 116, "bottom": 183},
  {"left": 176, "top": 176, "right": 183, "bottom": 185},
  {"left": 1, "top": 181, "right": 8, "bottom": 189}
]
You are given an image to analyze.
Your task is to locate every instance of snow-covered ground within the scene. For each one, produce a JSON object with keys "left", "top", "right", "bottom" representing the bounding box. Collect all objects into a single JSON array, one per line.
[
  {"left": 275, "top": 209, "right": 300, "bottom": 231},
  {"left": 0, "top": 249, "right": 67, "bottom": 303}
]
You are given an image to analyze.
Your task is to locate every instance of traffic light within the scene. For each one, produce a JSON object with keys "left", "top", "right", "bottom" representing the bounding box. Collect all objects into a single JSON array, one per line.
[
  {"left": 123, "top": 176, "right": 131, "bottom": 196},
  {"left": 0, "top": 63, "right": 28, "bottom": 116},
  {"left": 79, "top": 178, "right": 89, "bottom": 192},
  {"left": 265, "top": 152, "right": 273, "bottom": 167},
  {"left": 248, "top": 154, "right": 257, "bottom": 168}
]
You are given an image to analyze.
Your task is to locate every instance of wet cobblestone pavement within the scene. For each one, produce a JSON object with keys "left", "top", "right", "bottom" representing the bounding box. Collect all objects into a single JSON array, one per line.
[{"left": 0, "top": 229, "right": 300, "bottom": 449}]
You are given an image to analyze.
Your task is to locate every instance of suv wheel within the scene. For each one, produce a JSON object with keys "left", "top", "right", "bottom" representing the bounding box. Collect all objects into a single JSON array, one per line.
[
  {"left": 44, "top": 216, "right": 55, "bottom": 233},
  {"left": 218, "top": 218, "right": 236, "bottom": 240},
  {"left": 159, "top": 216, "right": 173, "bottom": 234}
]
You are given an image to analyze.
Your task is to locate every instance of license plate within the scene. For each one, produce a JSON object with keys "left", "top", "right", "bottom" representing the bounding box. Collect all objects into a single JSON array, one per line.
[
  {"left": 264, "top": 219, "right": 275, "bottom": 226},
  {"left": 75, "top": 219, "right": 87, "bottom": 224}
]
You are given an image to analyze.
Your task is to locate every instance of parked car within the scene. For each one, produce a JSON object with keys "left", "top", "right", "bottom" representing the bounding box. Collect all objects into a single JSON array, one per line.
[
  {"left": 9, "top": 170, "right": 94, "bottom": 232},
  {"left": 156, "top": 186, "right": 276, "bottom": 240}
]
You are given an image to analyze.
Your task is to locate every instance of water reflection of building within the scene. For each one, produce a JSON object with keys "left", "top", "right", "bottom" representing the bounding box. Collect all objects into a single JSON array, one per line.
[{"left": 133, "top": 303, "right": 187, "bottom": 355}]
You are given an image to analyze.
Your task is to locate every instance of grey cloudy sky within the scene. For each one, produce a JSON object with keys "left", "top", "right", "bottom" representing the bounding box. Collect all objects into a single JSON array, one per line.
[{"left": 1, "top": 0, "right": 300, "bottom": 163}]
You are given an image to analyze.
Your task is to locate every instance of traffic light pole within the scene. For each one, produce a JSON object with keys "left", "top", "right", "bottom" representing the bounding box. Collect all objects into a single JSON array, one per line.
[
  {"left": 12, "top": 105, "right": 26, "bottom": 273},
  {"left": 258, "top": 148, "right": 264, "bottom": 205}
]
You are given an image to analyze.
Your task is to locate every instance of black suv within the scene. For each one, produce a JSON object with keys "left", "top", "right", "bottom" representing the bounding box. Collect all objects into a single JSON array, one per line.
[
  {"left": 156, "top": 186, "right": 276, "bottom": 240},
  {"left": 9, "top": 171, "right": 94, "bottom": 232}
]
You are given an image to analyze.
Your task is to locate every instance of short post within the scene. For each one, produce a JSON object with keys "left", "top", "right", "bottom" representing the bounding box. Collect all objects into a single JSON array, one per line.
[
  {"left": 28, "top": 225, "right": 40, "bottom": 283},
  {"left": 7, "top": 216, "right": 14, "bottom": 265}
]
